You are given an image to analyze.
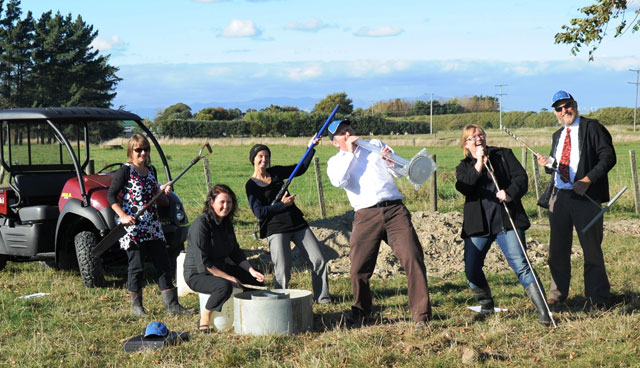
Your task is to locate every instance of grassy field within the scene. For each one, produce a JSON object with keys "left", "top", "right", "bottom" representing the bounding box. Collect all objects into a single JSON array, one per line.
[{"left": 1, "top": 127, "right": 639, "bottom": 367}]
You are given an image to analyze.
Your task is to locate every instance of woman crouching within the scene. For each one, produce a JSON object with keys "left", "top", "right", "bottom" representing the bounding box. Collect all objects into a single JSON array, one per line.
[{"left": 183, "top": 184, "right": 265, "bottom": 333}]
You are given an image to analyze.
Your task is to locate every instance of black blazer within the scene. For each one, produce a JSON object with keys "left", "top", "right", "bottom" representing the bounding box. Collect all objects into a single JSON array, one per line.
[
  {"left": 546, "top": 117, "right": 616, "bottom": 202},
  {"left": 456, "top": 146, "right": 530, "bottom": 238}
]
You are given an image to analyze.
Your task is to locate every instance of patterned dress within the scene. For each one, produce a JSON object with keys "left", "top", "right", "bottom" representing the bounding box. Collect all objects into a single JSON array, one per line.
[{"left": 118, "top": 164, "right": 166, "bottom": 250}]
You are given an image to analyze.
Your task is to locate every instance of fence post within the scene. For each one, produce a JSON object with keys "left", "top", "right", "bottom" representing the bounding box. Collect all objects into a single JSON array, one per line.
[
  {"left": 88, "top": 160, "right": 94, "bottom": 175},
  {"left": 203, "top": 157, "right": 212, "bottom": 191},
  {"left": 521, "top": 147, "right": 527, "bottom": 172},
  {"left": 532, "top": 152, "right": 542, "bottom": 218},
  {"left": 430, "top": 154, "right": 437, "bottom": 212},
  {"left": 630, "top": 150, "right": 639, "bottom": 214},
  {"left": 313, "top": 157, "right": 326, "bottom": 219}
]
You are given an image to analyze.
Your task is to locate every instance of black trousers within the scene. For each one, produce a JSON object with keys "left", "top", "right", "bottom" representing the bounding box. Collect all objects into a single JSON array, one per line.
[
  {"left": 548, "top": 189, "right": 610, "bottom": 304},
  {"left": 186, "top": 265, "right": 262, "bottom": 312},
  {"left": 126, "top": 239, "right": 174, "bottom": 292}
]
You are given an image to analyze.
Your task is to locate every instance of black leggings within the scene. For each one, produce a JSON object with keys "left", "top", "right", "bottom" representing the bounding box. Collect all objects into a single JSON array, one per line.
[
  {"left": 187, "top": 265, "right": 262, "bottom": 311},
  {"left": 126, "top": 240, "right": 174, "bottom": 292}
]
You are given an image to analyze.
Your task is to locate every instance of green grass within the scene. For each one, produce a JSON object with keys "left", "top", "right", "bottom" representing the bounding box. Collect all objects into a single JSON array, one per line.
[
  {"left": 1, "top": 233, "right": 639, "bottom": 366},
  {"left": 1, "top": 128, "right": 640, "bottom": 367}
]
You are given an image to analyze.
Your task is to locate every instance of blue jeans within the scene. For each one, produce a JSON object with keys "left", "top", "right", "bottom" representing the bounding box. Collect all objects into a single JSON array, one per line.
[{"left": 464, "top": 229, "right": 535, "bottom": 290}]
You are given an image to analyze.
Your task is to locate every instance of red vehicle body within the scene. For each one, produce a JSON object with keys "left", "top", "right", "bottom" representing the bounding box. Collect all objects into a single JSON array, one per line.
[{"left": 0, "top": 107, "right": 189, "bottom": 287}]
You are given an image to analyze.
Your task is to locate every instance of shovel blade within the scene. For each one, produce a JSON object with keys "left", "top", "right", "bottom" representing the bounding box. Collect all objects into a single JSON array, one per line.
[{"left": 91, "top": 225, "right": 126, "bottom": 257}]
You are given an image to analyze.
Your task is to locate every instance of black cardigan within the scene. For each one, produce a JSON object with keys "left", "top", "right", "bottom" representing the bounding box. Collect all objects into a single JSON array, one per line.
[
  {"left": 245, "top": 148, "right": 314, "bottom": 238},
  {"left": 455, "top": 146, "right": 530, "bottom": 238},
  {"left": 183, "top": 213, "right": 248, "bottom": 281}
]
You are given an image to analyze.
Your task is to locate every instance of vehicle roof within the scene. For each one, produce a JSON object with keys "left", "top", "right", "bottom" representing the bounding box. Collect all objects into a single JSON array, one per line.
[{"left": 0, "top": 107, "right": 141, "bottom": 121}]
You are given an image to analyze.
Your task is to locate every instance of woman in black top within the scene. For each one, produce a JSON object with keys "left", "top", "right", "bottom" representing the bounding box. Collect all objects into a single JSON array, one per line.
[
  {"left": 245, "top": 138, "right": 330, "bottom": 303},
  {"left": 184, "top": 184, "right": 265, "bottom": 333},
  {"left": 455, "top": 124, "right": 551, "bottom": 326},
  {"left": 107, "top": 134, "right": 193, "bottom": 317}
]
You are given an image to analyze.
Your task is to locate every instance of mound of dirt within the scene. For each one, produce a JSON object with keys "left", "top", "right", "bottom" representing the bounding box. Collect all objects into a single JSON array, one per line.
[
  {"left": 310, "top": 211, "right": 552, "bottom": 280},
  {"left": 249, "top": 210, "right": 586, "bottom": 280},
  {"left": 248, "top": 210, "right": 640, "bottom": 281}
]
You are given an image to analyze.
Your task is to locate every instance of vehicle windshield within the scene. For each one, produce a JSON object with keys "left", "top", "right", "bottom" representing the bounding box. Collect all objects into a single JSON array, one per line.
[{"left": 1, "top": 121, "right": 87, "bottom": 170}]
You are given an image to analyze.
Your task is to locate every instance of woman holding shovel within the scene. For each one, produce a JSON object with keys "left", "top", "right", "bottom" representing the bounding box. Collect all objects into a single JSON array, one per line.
[
  {"left": 108, "top": 134, "right": 193, "bottom": 317},
  {"left": 184, "top": 184, "right": 265, "bottom": 333},
  {"left": 245, "top": 136, "right": 331, "bottom": 304},
  {"left": 455, "top": 125, "right": 552, "bottom": 326}
]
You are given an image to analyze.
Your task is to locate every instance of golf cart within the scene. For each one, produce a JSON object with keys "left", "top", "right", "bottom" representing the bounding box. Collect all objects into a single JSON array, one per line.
[{"left": 0, "top": 107, "right": 189, "bottom": 287}]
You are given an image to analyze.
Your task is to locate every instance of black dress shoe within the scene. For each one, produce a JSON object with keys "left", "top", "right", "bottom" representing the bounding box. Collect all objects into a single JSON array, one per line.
[{"left": 345, "top": 309, "right": 370, "bottom": 328}]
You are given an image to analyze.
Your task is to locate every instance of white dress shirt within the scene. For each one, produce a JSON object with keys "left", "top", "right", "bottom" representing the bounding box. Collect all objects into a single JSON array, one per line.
[
  {"left": 327, "top": 139, "right": 403, "bottom": 211},
  {"left": 552, "top": 116, "right": 581, "bottom": 189}
]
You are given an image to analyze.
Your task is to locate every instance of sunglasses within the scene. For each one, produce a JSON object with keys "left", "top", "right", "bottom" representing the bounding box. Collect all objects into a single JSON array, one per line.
[
  {"left": 465, "top": 134, "right": 485, "bottom": 142},
  {"left": 554, "top": 103, "right": 572, "bottom": 112},
  {"left": 134, "top": 146, "right": 150, "bottom": 153}
]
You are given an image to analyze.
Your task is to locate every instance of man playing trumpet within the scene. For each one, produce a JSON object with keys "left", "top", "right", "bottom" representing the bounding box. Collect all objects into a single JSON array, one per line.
[{"left": 326, "top": 118, "right": 432, "bottom": 332}]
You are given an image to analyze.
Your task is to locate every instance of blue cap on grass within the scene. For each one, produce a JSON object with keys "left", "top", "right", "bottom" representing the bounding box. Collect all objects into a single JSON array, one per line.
[{"left": 144, "top": 321, "right": 169, "bottom": 337}]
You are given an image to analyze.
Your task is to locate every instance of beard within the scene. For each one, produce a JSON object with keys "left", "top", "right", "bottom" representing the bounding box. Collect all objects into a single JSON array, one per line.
[{"left": 556, "top": 108, "right": 578, "bottom": 127}]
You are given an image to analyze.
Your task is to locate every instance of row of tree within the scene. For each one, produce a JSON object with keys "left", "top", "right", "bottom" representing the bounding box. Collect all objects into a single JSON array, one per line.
[
  {"left": 0, "top": 0, "right": 120, "bottom": 109},
  {"left": 151, "top": 89, "right": 637, "bottom": 138},
  {"left": 153, "top": 103, "right": 636, "bottom": 139}
]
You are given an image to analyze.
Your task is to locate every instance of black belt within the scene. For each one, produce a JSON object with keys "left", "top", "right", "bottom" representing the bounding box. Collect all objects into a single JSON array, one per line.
[{"left": 368, "top": 199, "right": 403, "bottom": 208}]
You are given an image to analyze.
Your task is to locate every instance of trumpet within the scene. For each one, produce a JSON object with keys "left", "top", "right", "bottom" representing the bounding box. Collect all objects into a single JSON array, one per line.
[{"left": 354, "top": 139, "right": 436, "bottom": 189}]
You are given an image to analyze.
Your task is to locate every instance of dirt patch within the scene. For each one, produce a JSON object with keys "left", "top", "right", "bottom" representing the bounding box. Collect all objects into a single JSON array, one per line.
[{"left": 247, "top": 211, "right": 637, "bottom": 280}]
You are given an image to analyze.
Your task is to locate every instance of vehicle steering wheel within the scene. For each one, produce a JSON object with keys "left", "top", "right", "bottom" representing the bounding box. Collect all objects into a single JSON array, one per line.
[{"left": 97, "top": 163, "right": 124, "bottom": 173}]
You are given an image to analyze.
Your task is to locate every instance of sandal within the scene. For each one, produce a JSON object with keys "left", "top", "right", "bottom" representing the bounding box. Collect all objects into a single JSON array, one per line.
[{"left": 198, "top": 320, "right": 211, "bottom": 334}]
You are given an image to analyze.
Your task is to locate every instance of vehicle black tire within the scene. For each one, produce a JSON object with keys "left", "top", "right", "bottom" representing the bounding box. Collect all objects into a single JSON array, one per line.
[
  {"left": 0, "top": 255, "right": 7, "bottom": 271},
  {"left": 74, "top": 231, "right": 106, "bottom": 288}
]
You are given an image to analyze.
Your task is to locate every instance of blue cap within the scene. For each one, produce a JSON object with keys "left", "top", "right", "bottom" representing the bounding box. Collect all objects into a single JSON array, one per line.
[
  {"left": 551, "top": 91, "right": 574, "bottom": 107},
  {"left": 327, "top": 119, "right": 351, "bottom": 140},
  {"left": 144, "top": 321, "right": 169, "bottom": 337}
]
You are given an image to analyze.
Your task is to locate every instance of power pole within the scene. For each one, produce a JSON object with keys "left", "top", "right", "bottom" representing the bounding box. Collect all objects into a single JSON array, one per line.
[
  {"left": 495, "top": 84, "right": 507, "bottom": 130},
  {"left": 629, "top": 69, "right": 639, "bottom": 132},
  {"left": 425, "top": 92, "right": 433, "bottom": 134},
  {"left": 368, "top": 101, "right": 375, "bottom": 116}
]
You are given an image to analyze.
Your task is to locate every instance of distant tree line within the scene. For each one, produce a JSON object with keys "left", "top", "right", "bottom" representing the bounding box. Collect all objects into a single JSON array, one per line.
[{"left": 154, "top": 92, "right": 636, "bottom": 139}]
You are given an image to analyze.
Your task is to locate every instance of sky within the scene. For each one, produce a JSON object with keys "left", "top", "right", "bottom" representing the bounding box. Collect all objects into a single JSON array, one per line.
[{"left": 20, "top": 0, "right": 640, "bottom": 119}]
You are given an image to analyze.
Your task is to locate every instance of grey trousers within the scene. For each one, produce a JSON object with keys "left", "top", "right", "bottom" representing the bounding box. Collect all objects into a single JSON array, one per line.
[
  {"left": 267, "top": 226, "right": 330, "bottom": 302},
  {"left": 548, "top": 189, "right": 611, "bottom": 304}
]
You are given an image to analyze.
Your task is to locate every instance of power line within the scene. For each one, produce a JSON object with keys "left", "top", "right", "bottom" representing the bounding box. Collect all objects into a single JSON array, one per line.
[
  {"left": 629, "top": 69, "right": 639, "bottom": 132},
  {"left": 495, "top": 84, "right": 508, "bottom": 130},
  {"left": 424, "top": 92, "right": 433, "bottom": 134}
]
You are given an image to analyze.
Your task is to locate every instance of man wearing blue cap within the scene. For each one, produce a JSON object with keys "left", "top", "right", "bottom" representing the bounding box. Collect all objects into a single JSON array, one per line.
[
  {"left": 536, "top": 91, "right": 616, "bottom": 310},
  {"left": 326, "top": 119, "right": 432, "bottom": 331}
]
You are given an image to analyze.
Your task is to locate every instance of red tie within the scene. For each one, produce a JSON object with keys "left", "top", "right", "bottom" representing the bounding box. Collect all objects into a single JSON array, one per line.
[{"left": 558, "top": 128, "right": 571, "bottom": 183}]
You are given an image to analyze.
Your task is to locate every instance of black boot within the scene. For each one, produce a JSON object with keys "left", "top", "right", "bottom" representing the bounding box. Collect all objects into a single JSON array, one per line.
[
  {"left": 162, "top": 288, "right": 196, "bottom": 315},
  {"left": 130, "top": 290, "right": 147, "bottom": 317},
  {"left": 525, "top": 283, "right": 552, "bottom": 327},
  {"left": 472, "top": 287, "right": 494, "bottom": 314}
]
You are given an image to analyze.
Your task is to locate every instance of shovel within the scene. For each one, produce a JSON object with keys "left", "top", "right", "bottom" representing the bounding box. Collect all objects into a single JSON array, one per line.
[{"left": 91, "top": 143, "right": 213, "bottom": 257}]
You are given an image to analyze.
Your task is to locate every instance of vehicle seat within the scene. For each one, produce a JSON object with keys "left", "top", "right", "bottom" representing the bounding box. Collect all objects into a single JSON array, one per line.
[{"left": 13, "top": 172, "right": 75, "bottom": 206}]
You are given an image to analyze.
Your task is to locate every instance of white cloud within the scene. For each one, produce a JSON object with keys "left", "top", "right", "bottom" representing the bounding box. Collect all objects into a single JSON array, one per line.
[
  {"left": 220, "top": 19, "right": 262, "bottom": 38},
  {"left": 285, "top": 65, "right": 323, "bottom": 80},
  {"left": 90, "top": 35, "right": 125, "bottom": 51},
  {"left": 354, "top": 26, "right": 403, "bottom": 37},
  {"left": 285, "top": 17, "right": 328, "bottom": 32},
  {"left": 193, "top": 0, "right": 229, "bottom": 2},
  {"left": 592, "top": 55, "right": 640, "bottom": 71},
  {"left": 204, "top": 66, "right": 233, "bottom": 77},
  {"left": 346, "top": 60, "right": 411, "bottom": 76}
]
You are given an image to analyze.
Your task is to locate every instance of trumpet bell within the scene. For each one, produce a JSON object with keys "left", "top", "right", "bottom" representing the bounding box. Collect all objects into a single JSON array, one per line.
[{"left": 398, "top": 148, "right": 437, "bottom": 189}]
